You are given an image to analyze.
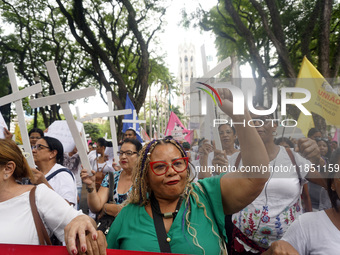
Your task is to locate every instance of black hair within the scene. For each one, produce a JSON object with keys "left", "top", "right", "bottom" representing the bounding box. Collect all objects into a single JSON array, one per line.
[
  {"left": 29, "top": 128, "right": 44, "bottom": 138},
  {"left": 97, "top": 137, "right": 107, "bottom": 147},
  {"left": 274, "top": 137, "right": 294, "bottom": 148},
  {"left": 307, "top": 128, "right": 320, "bottom": 138},
  {"left": 41, "top": 136, "right": 64, "bottom": 165},
  {"left": 125, "top": 128, "right": 137, "bottom": 136},
  {"left": 316, "top": 138, "right": 332, "bottom": 159},
  {"left": 217, "top": 123, "right": 236, "bottom": 135},
  {"left": 327, "top": 148, "right": 340, "bottom": 212},
  {"left": 123, "top": 138, "right": 142, "bottom": 152}
]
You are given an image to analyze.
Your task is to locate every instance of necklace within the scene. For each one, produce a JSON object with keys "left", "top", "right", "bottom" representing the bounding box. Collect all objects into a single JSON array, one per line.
[{"left": 150, "top": 193, "right": 183, "bottom": 220}]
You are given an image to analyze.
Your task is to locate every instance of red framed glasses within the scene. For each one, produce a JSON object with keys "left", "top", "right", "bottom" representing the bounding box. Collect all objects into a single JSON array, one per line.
[{"left": 149, "top": 157, "right": 189, "bottom": 176}]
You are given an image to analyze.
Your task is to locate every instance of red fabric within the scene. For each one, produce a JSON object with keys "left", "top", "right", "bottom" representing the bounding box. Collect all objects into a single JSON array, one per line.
[
  {"left": 0, "top": 243, "right": 184, "bottom": 255},
  {"left": 230, "top": 226, "right": 267, "bottom": 255}
]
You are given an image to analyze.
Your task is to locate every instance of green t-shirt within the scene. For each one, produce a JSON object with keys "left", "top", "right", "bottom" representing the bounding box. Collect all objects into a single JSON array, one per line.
[{"left": 106, "top": 174, "right": 227, "bottom": 254}]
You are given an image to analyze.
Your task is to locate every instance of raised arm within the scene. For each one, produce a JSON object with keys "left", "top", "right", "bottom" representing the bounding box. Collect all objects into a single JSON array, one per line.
[{"left": 216, "top": 88, "right": 270, "bottom": 215}]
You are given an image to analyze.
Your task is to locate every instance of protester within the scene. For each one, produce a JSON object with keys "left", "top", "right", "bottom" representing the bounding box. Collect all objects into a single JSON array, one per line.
[
  {"left": 88, "top": 142, "right": 96, "bottom": 152},
  {"left": 307, "top": 128, "right": 326, "bottom": 211},
  {"left": 90, "top": 138, "right": 114, "bottom": 191},
  {"left": 30, "top": 136, "right": 77, "bottom": 207},
  {"left": 198, "top": 124, "right": 239, "bottom": 178},
  {"left": 264, "top": 148, "right": 340, "bottom": 255},
  {"left": 28, "top": 128, "right": 44, "bottom": 147},
  {"left": 331, "top": 140, "right": 338, "bottom": 152},
  {"left": 124, "top": 128, "right": 137, "bottom": 140},
  {"left": 0, "top": 139, "right": 106, "bottom": 254},
  {"left": 81, "top": 139, "right": 142, "bottom": 221},
  {"left": 275, "top": 137, "right": 312, "bottom": 212},
  {"left": 307, "top": 127, "right": 322, "bottom": 140},
  {"left": 63, "top": 146, "right": 82, "bottom": 210},
  {"left": 105, "top": 88, "right": 270, "bottom": 254},
  {"left": 316, "top": 137, "right": 332, "bottom": 164},
  {"left": 227, "top": 110, "right": 326, "bottom": 254}
]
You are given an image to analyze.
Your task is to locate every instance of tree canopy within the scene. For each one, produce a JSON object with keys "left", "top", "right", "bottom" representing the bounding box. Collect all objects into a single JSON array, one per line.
[
  {"left": 184, "top": 0, "right": 340, "bottom": 133},
  {"left": 0, "top": 0, "right": 173, "bottom": 130}
]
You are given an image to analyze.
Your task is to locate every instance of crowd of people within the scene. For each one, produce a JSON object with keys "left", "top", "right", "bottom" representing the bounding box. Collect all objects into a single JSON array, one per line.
[{"left": 1, "top": 87, "right": 340, "bottom": 255}]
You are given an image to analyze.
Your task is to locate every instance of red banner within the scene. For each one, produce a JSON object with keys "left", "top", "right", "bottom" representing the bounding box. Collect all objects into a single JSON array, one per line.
[{"left": 0, "top": 243, "right": 180, "bottom": 255}]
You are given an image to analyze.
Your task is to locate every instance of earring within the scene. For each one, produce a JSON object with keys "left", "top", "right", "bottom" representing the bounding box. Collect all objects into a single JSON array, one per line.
[
  {"left": 5, "top": 174, "right": 8, "bottom": 178},
  {"left": 272, "top": 131, "right": 277, "bottom": 136},
  {"left": 331, "top": 186, "right": 336, "bottom": 191}
]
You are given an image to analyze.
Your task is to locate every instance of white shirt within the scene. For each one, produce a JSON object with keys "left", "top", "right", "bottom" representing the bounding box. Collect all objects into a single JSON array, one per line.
[
  {"left": 282, "top": 210, "right": 340, "bottom": 255},
  {"left": 0, "top": 184, "right": 82, "bottom": 245},
  {"left": 45, "top": 163, "right": 78, "bottom": 207},
  {"left": 230, "top": 146, "right": 310, "bottom": 248}
]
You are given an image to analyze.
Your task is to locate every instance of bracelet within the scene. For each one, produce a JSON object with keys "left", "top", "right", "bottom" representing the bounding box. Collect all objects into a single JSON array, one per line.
[{"left": 86, "top": 186, "right": 94, "bottom": 193}]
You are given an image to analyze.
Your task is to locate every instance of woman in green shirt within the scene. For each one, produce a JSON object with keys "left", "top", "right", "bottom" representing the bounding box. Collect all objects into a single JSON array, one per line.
[{"left": 106, "top": 88, "right": 270, "bottom": 254}]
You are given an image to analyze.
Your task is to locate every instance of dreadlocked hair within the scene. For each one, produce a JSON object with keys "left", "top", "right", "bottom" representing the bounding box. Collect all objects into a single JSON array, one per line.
[
  {"left": 126, "top": 136, "right": 224, "bottom": 254},
  {"left": 127, "top": 136, "right": 187, "bottom": 206}
]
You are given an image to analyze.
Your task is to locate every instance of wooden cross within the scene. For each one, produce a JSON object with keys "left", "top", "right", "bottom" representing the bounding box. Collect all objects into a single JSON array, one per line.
[
  {"left": 0, "top": 63, "right": 42, "bottom": 167},
  {"left": 122, "top": 109, "right": 146, "bottom": 132},
  {"left": 77, "top": 91, "right": 132, "bottom": 160},
  {"left": 29, "top": 60, "right": 96, "bottom": 172}
]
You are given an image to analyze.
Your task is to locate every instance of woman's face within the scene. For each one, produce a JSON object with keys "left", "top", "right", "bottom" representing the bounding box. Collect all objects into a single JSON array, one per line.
[
  {"left": 29, "top": 132, "right": 42, "bottom": 146},
  {"left": 250, "top": 113, "right": 277, "bottom": 144},
  {"left": 318, "top": 140, "right": 328, "bottom": 157},
  {"left": 147, "top": 143, "right": 188, "bottom": 201},
  {"left": 219, "top": 125, "right": 236, "bottom": 149},
  {"left": 32, "top": 138, "right": 55, "bottom": 164},
  {"left": 118, "top": 142, "right": 139, "bottom": 171}
]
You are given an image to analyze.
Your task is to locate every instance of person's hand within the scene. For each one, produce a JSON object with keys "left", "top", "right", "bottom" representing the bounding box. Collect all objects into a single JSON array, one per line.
[
  {"left": 81, "top": 168, "right": 96, "bottom": 186},
  {"left": 3, "top": 128, "right": 13, "bottom": 140},
  {"left": 65, "top": 215, "right": 107, "bottom": 255},
  {"left": 262, "top": 240, "right": 299, "bottom": 255},
  {"left": 30, "top": 168, "right": 48, "bottom": 185},
  {"left": 112, "top": 158, "right": 121, "bottom": 171},
  {"left": 212, "top": 149, "right": 228, "bottom": 169},
  {"left": 296, "top": 138, "right": 321, "bottom": 165},
  {"left": 216, "top": 88, "right": 238, "bottom": 119},
  {"left": 198, "top": 139, "right": 213, "bottom": 159}
]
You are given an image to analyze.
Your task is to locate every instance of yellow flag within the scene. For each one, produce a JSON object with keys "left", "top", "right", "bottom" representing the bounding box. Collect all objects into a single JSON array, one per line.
[
  {"left": 294, "top": 56, "right": 340, "bottom": 126},
  {"left": 14, "top": 124, "right": 23, "bottom": 144},
  {"left": 296, "top": 113, "right": 314, "bottom": 137}
]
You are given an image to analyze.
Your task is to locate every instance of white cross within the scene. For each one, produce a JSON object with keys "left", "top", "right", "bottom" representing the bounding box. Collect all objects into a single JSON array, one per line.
[
  {"left": 199, "top": 45, "right": 231, "bottom": 150},
  {"left": 29, "top": 60, "right": 96, "bottom": 172},
  {"left": 0, "top": 63, "right": 42, "bottom": 167},
  {"left": 75, "top": 107, "right": 88, "bottom": 152},
  {"left": 77, "top": 92, "right": 132, "bottom": 160},
  {"left": 122, "top": 109, "right": 146, "bottom": 131}
]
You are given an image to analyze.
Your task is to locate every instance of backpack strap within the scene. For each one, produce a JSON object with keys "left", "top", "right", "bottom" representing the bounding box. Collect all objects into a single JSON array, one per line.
[
  {"left": 46, "top": 168, "right": 74, "bottom": 181},
  {"left": 29, "top": 186, "right": 52, "bottom": 245},
  {"left": 234, "top": 152, "right": 242, "bottom": 169},
  {"left": 108, "top": 172, "right": 114, "bottom": 203},
  {"left": 285, "top": 148, "right": 302, "bottom": 185}
]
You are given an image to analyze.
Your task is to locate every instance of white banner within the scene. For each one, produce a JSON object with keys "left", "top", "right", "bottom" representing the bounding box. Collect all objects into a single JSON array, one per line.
[{"left": 45, "top": 120, "right": 84, "bottom": 153}]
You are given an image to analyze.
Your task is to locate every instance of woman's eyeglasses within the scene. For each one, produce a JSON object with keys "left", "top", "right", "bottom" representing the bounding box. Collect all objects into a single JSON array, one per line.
[
  {"left": 117, "top": 150, "right": 138, "bottom": 157},
  {"left": 149, "top": 157, "right": 189, "bottom": 176},
  {"left": 32, "top": 144, "right": 50, "bottom": 150}
]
